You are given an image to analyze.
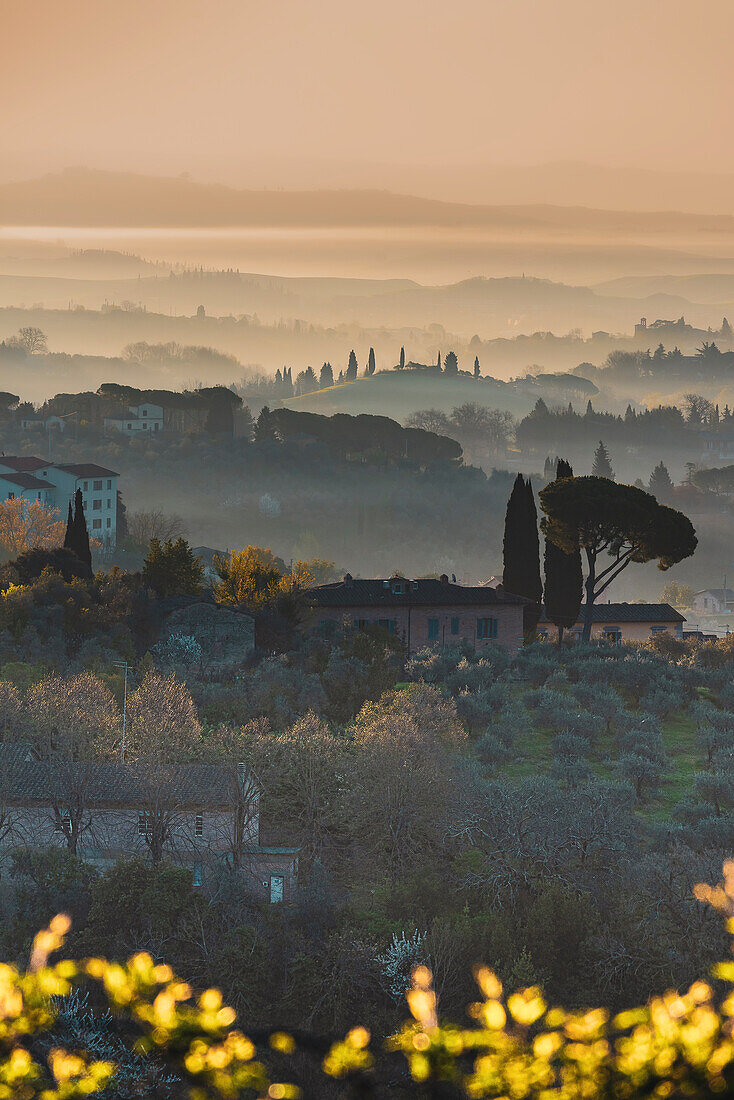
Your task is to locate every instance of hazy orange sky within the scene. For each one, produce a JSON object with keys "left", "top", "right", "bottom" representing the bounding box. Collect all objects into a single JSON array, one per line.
[{"left": 3, "top": 0, "right": 734, "bottom": 188}]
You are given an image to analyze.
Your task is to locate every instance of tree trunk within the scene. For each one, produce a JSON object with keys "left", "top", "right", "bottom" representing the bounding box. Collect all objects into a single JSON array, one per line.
[
  {"left": 557, "top": 624, "right": 564, "bottom": 649},
  {"left": 581, "top": 550, "right": 596, "bottom": 642}
]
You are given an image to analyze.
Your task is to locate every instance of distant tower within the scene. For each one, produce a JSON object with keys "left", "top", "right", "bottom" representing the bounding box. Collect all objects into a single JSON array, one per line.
[{"left": 196, "top": 304, "right": 206, "bottom": 319}]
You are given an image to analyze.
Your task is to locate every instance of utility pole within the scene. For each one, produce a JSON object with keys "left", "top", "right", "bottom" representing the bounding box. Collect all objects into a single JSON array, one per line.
[{"left": 115, "top": 661, "right": 132, "bottom": 764}]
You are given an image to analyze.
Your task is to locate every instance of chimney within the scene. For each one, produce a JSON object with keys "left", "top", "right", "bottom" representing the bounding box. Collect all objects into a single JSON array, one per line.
[{"left": 344, "top": 572, "right": 353, "bottom": 588}]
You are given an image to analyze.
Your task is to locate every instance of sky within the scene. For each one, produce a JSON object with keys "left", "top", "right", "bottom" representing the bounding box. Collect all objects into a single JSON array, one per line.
[{"left": 2, "top": 0, "right": 734, "bottom": 190}]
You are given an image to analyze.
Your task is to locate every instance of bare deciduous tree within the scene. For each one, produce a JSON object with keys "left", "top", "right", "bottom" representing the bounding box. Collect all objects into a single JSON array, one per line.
[
  {"left": 125, "top": 672, "right": 202, "bottom": 863},
  {"left": 26, "top": 673, "right": 120, "bottom": 855},
  {"left": 7, "top": 327, "right": 47, "bottom": 355},
  {"left": 126, "top": 509, "right": 185, "bottom": 550}
]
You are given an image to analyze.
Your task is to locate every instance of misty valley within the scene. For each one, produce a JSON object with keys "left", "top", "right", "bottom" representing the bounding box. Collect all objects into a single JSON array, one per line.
[{"left": 5, "top": 5, "right": 734, "bottom": 1096}]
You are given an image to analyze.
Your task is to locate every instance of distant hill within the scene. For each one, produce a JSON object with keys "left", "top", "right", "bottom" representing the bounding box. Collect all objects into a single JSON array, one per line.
[
  {"left": 283, "top": 369, "right": 596, "bottom": 422},
  {"left": 393, "top": 160, "right": 734, "bottom": 216},
  {"left": 595, "top": 274, "right": 734, "bottom": 305},
  {"left": 4, "top": 168, "right": 734, "bottom": 235},
  {"left": 0, "top": 264, "right": 718, "bottom": 333}
]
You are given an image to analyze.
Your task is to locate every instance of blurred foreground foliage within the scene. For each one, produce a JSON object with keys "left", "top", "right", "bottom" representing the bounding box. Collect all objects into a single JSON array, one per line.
[{"left": 9, "top": 864, "right": 734, "bottom": 1098}]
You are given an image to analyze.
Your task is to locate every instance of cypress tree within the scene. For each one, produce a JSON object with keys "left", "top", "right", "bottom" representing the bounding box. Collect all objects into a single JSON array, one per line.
[
  {"left": 63, "top": 501, "right": 74, "bottom": 551},
  {"left": 443, "top": 351, "right": 459, "bottom": 375},
  {"left": 346, "top": 350, "right": 358, "bottom": 381},
  {"left": 543, "top": 458, "right": 582, "bottom": 646},
  {"left": 592, "top": 440, "right": 615, "bottom": 480},
  {"left": 473, "top": 355, "right": 480, "bottom": 378},
  {"left": 367, "top": 347, "right": 376, "bottom": 375},
  {"left": 71, "top": 488, "right": 92, "bottom": 576},
  {"left": 319, "top": 362, "right": 334, "bottom": 388},
  {"left": 648, "top": 460, "right": 674, "bottom": 503},
  {"left": 399, "top": 346, "right": 405, "bottom": 370},
  {"left": 503, "top": 474, "right": 543, "bottom": 641},
  {"left": 436, "top": 351, "right": 442, "bottom": 370}
]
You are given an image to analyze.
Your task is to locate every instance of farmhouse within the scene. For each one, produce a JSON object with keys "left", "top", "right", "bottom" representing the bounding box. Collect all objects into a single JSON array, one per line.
[
  {"left": 309, "top": 573, "right": 526, "bottom": 653},
  {"left": 0, "top": 744, "right": 296, "bottom": 902},
  {"left": 540, "top": 603, "right": 685, "bottom": 643}
]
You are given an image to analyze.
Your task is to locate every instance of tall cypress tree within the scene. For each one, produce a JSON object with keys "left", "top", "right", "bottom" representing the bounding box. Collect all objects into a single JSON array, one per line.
[
  {"left": 346, "top": 350, "right": 358, "bottom": 381},
  {"left": 71, "top": 488, "right": 92, "bottom": 576},
  {"left": 503, "top": 473, "right": 543, "bottom": 641},
  {"left": 63, "top": 501, "right": 74, "bottom": 551},
  {"left": 367, "top": 347, "right": 376, "bottom": 375},
  {"left": 543, "top": 458, "right": 582, "bottom": 646}
]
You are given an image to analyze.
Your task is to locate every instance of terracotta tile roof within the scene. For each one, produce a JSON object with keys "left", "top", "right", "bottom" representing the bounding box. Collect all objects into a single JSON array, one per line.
[
  {"left": 0, "top": 472, "right": 55, "bottom": 490},
  {"left": 53, "top": 463, "right": 120, "bottom": 478},
  {"left": 540, "top": 602, "right": 685, "bottom": 624},
  {"left": 0, "top": 746, "right": 250, "bottom": 810},
  {"left": 310, "top": 576, "right": 526, "bottom": 608},
  {"left": 0, "top": 456, "right": 47, "bottom": 472}
]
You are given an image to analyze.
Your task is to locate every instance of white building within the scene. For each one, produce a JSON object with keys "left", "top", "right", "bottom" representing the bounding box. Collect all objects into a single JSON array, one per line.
[
  {"left": 104, "top": 404, "right": 163, "bottom": 436},
  {"left": 692, "top": 589, "right": 734, "bottom": 615},
  {"left": 0, "top": 456, "right": 120, "bottom": 549}
]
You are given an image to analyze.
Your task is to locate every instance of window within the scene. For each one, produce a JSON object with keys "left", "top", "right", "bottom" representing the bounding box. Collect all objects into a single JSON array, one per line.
[
  {"left": 93, "top": 480, "right": 102, "bottom": 490},
  {"left": 92, "top": 519, "right": 102, "bottom": 530},
  {"left": 195, "top": 813, "right": 204, "bottom": 837},
  {"left": 428, "top": 617, "right": 439, "bottom": 640},
  {"left": 392, "top": 581, "right": 404, "bottom": 594},
  {"left": 142, "top": 409, "right": 147, "bottom": 416},
  {"left": 353, "top": 618, "right": 369, "bottom": 630},
  {"left": 106, "top": 498, "right": 111, "bottom": 508},
  {"left": 93, "top": 499, "right": 101, "bottom": 510},
  {"left": 270, "top": 875, "right": 284, "bottom": 904},
  {"left": 83, "top": 481, "right": 88, "bottom": 490},
  {"left": 603, "top": 628, "right": 622, "bottom": 645},
  {"left": 650, "top": 625, "right": 667, "bottom": 635},
  {"left": 107, "top": 479, "right": 112, "bottom": 489},
  {"left": 106, "top": 518, "right": 111, "bottom": 528},
  {"left": 127, "top": 424, "right": 132, "bottom": 430},
  {"left": 154, "top": 423, "right": 159, "bottom": 431},
  {"left": 451, "top": 617, "right": 459, "bottom": 635},
  {"left": 477, "top": 617, "right": 498, "bottom": 639},
  {"left": 192, "top": 863, "right": 202, "bottom": 888},
  {"left": 377, "top": 618, "right": 396, "bottom": 633},
  {"left": 7, "top": 493, "right": 13, "bottom": 500},
  {"left": 138, "top": 810, "right": 152, "bottom": 836}
]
